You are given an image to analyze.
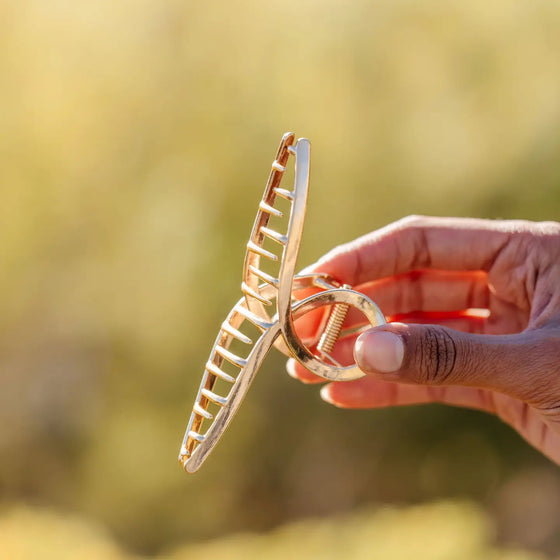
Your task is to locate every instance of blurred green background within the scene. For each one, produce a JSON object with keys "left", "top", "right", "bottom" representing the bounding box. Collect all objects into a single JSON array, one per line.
[{"left": 1, "top": 0, "right": 560, "bottom": 558}]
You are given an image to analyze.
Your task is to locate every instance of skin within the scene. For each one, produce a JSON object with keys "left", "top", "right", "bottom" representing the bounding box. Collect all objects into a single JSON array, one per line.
[{"left": 287, "top": 216, "right": 560, "bottom": 465}]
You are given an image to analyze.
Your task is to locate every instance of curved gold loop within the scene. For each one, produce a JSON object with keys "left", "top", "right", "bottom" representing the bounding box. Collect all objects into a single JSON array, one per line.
[{"left": 283, "top": 285, "right": 386, "bottom": 381}]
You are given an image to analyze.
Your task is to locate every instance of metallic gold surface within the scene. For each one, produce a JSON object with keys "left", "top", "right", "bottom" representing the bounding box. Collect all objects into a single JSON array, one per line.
[{"left": 179, "top": 134, "right": 386, "bottom": 473}]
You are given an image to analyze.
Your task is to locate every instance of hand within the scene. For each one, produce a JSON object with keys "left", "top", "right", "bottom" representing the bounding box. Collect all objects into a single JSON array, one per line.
[{"left": 287, "top": 216, "right": 560, "bottom": 465}]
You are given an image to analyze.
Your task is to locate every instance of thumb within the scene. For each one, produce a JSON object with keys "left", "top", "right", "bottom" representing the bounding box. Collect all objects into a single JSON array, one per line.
[{"left": 353, "top": 322, "right": 560, "bottom": 402}]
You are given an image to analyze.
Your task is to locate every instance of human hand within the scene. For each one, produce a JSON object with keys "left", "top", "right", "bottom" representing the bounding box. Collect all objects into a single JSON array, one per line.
[{"left": 287, "top": 216, "right": 560, "bottom": 465}]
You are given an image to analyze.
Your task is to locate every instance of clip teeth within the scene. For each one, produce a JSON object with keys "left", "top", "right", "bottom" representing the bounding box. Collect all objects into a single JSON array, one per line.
[
  {"left": 221, "top": 322, "right": 253, "bottom": 345},
  {"left": 214, "top": 345, "right": 248, "bottom": 368},
  {"left": 206, "top": 361, "right": 236, "bottom": 383},
  {"left": 241, "top": 282, "right": 273, "bottom": 306},
  {"left": 273, "top": 187, "right": 294, "bottom": 201},
  {"left": 201, "top": 388, "right": 228, "bottom": 406},
  {"left": 247, "top": 240, "right": 278, "bottom": 261},
  {"left": 248, "top": 265, "right": 278, "bottom": 287},
  {"left": 260, "top": 227, "right": 288, "bottom": 246},
  {"left": 259, "top": 200, "right": 283, "bottom": 218},
  {"left": 234, "top": 304, "right": 273, "bottom": 331},
  {"left": 188, "top": 430, "right": 206, "bottom": 443},
  {"left": 193, "top": 403, "right": 213, "bottom": 420}
]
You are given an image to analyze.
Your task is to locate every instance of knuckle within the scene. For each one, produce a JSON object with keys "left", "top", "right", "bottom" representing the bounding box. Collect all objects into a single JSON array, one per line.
[
  {"left": 413, "top": 327, "right": 459, "bottom": 385},
  {"left": 534, "top": 399, "right": 560, "bottom": 423},
  {"left": 396, "top": 214, "right": 427, "bottom": 230}
]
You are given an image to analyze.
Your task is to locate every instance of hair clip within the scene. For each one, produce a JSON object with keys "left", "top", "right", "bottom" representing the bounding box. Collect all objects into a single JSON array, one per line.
[{"left": 179, "top": 133, "right": 386, "bottom": 473}]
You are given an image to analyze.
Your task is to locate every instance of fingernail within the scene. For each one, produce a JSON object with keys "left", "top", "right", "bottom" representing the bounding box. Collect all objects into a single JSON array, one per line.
[
  {"left": 354, "top": 330, "right": 404, "bottom": 374},
  {"left": 286, "top": 358, "right": 298, "bottom": 379},
  {"left": 320, "top": 385, "right": 335, "bottom": 404}
]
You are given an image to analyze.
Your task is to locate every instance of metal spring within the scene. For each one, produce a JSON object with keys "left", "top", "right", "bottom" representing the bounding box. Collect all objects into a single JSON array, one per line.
[{"left": 316, "top": 285, "right": 351, "bottom": 355}]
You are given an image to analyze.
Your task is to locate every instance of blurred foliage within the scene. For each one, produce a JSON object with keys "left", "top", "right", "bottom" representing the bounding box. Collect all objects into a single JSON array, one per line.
[
  {"left": 0, "top": 501, "right": 547, "bottom": 560},
  {"left": 1, "top": 0, "right": 560, "bottom": 557}
]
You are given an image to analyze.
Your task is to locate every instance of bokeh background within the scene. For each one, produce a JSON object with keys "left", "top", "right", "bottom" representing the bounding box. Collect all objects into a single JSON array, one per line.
[{"left": 1, "top": 0, "right": 560, "bottom": 558}]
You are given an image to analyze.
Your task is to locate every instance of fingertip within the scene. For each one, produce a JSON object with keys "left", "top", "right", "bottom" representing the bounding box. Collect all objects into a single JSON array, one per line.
[
  {"left": 320, "top": 383, "right": 356, "bottom": 408},
  {"left": 320, "top": 376, "right": 403, "bottom": 409},
  {"left": 286, "top": 358, "right": 297, "bottom": 379},
  {"left": 354, "top": 325, "right": 405, "bottom": 374},
  {"left": 286, "top": 358, "right": 324, "bottom": 384},
  {"left": 319, "top": 384, "right": 336, "bottom": 405}
]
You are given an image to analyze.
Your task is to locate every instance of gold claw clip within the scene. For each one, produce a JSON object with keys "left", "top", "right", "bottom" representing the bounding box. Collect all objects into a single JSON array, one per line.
[{"left": 179, "top": 133, "right": 386, "bottom": 474}]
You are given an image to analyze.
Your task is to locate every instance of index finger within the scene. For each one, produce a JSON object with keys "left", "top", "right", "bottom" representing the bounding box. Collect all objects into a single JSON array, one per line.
[{"left": 307, "top": 216, "right": 519, "bottom": 286}]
